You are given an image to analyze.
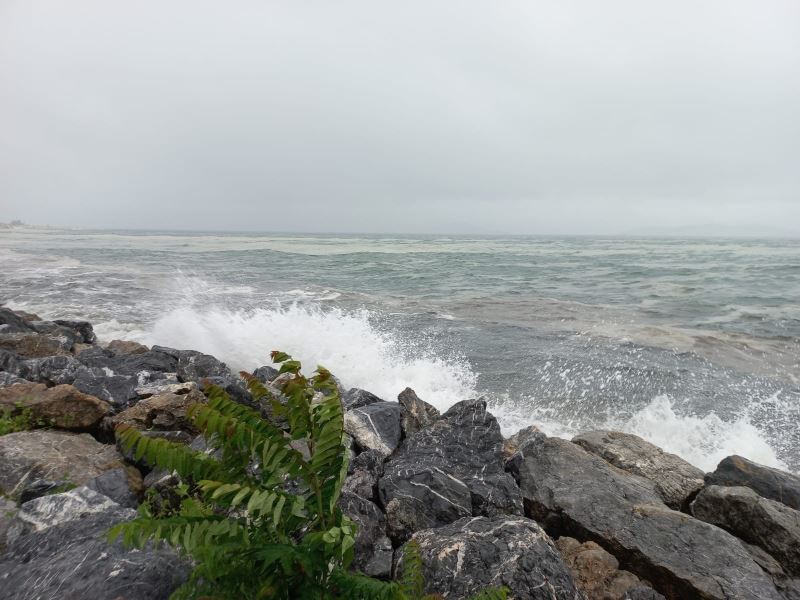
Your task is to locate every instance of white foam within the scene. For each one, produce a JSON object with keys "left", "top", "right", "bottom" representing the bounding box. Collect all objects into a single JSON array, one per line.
[{"left": 139, "top": 303, "right": 477, "bottom": 411}]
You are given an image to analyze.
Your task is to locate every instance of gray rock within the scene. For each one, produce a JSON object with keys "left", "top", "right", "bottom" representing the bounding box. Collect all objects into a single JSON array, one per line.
[
  {"left": 706, "top": 455, "right": 800, "bottom": 510},
  {"left": 135, "top": 378, "right": 196, "bottom": 398},
  {"left": 692, "top": 485, "right": 800, "bottom": 576},
  {"left": 338, "top": 492, "right": 393, "bottom": 579},
  {"left": 0, "top": 349, "right": 21, "bottom": 374},
  {"left": 78, "top": 346, "right": 179, "bottom": 376},
  {"left": 72, "top": 369, "right": 139, "bottom": 406},
  {"left": 0, "top": 430, "right": 125, "bottom": 498},
  {"left": 0, "top": 497, "right": 17, "bottom": 550},
  {"left": 18, "top": 355, "right": 88, "bottom": 385},
  {"left": 572, "top": 430, "right": 705, "bottom": 509},
  {"left": 379, "top": 399, "right": 522, "bottom": 544},
  {"left": 0, "top": 308, "right": 35, "bottom": 334},
  {"left": 0, "top": 498, "right": 188, "bottom": 599},
  {"left": 0, "top": 371, "right": 27, "bottom": 387},
  {"left": 85, "top": 467, "right": 141, "bottom": 508},
  {"left": 342, "top": 387, "right": 383, "bottom": 411},
  {"left": 344, "top": 448, "right": 385, "bottom": 501},
  {"left": 176, "top": 350, "right": 231, "bottom": 382},
  {"left": 0, "top": 332, "right": 73, "bottom": 358},
  {"left": 53, "top": 319, "right": 96, "bottom": 344},
  {"left": 401, "top": 515, "right": 583, "bottom": 599},
  {"left": 514, "top": 436, "right": 782, "bottom": 600},
  {"left": 344, "top": 401, "right": 402, "bottom": 456},
  {"left": 397, "top": 387, "right": 439, "bottom": 436},
  {"left": 252, "top": 364, "right": 279, "bottom": 383}
]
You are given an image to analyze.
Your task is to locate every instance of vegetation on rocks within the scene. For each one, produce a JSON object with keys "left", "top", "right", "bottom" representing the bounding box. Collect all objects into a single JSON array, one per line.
[{"left": 0, "top": 404, "right": 44, "bottom": 436}]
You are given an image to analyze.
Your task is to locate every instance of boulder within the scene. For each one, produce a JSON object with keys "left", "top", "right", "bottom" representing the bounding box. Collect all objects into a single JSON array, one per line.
[
  {"left": 344, "top": 401, "right": 402, "bottom": 456},
  {"left": 402, "top": 515, "right": 583, "bottom": 599},
  {"left": 397, "top": 387, "right": 439, "bottom": 436},
  {"left": 0, "top": 495, "right": 188, "bottom": 599},
  {"left": 0, "top": 382, "right": 111, "bottom": 429},
  {"left": 692, "top": 485, "right": 800, "bottom": 576},
  {"left": 0, "top": 332, "right": 72, "bottom": 358},
  {"left": 0, "top": 430, "right": 125, "bottom": 498},
  {"left": 706, "top": 455, "right": 800, "bottom": 510},
  {"left": 252, "top": 364, "right": 279, "bottom": 383},
  {"left": 176, "top": 350, "right": 231, "bottom": 383},
  {"left": 0, "top": 308, "right": 35, "bottom": 334},
  {"left": 0, "top": 349, "right": 21, "bottom": 374},
  {"left": 135, "top": 377, "right": 196, "bottom": 398},
  {"left": 556, "top": 537, "right": 664, "bottom": 600},
  {"left": 77, "top": 346, "right": 179, "bottom": 376},
  {"left": 85, "top": 466, "right": 143, "bottom": 508},
  {"left": 72, "top": 370, "right": 139, "bottom": 406},
  {"left": 53, "top": 319, "right": 96, "bottom": 344},
  {"left": 337, "top": 492, "right": 393, "bottom": 579},
  {"left": 343, "top": 448, "right": 385, "bottom": 501},
  {"left": 342, "top": 387, "right": 383, "bottom": 411},
  {"left": 0, "top": 371, "right": 27, "bottom": 387},
  {"left": 514, "top": 436, "right": 782, "bottom": 600},
  {"left": 0, "top": 497, "right": 16, "bottom": 550},
  {"left": 504, "top": 424, "right": 546, "bottom": 459},
  {"left": 572, "top": 430, "right": 705, "bottom": 509},
  {"left": 17, "top": 355, "right": 88, "bottom": 385},
  {"left": 108, "top": 388, "right": 205, "bottom": 433},
  {"left": 379, "top": 399, "right": 522, "bottom": 544},
  {"left": 107, "top": 339, "right": 149, "bottom": 355}
]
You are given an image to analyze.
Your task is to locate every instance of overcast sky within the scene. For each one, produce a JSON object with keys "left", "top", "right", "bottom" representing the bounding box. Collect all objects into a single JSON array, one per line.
[{"left": 1, "top": 1, "right": 798, "bottom": 235}]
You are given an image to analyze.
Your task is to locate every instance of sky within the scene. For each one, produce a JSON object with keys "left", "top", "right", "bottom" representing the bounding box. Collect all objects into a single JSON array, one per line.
[{"left": 1, "top": 1, "right": 799, "bottom": 235}]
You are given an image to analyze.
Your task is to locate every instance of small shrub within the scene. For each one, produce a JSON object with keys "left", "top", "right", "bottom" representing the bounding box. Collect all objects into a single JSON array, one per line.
[{"left": 0, "top": 404, "right": 44, "bottom": 436}]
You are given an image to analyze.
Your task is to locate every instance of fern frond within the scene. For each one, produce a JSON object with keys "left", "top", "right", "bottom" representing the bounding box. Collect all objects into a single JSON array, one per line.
[
  {"left": 328, "top": 570, "right": 404, "bottom": 600},
  {"left": 400, "top": 540, "right": 426, "bottom": 599}
]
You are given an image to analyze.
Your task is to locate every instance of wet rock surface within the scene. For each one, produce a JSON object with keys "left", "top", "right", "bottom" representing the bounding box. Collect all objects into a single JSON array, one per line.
[
  {"left": 572, "top": 430, "right": 705, "bottom": 509},
  {"left": 706, "top": 454, "right": 800, "bottom": 511},
  {"left": 0, "top": 382, "right": 111, "bottom": 429},
  {"left": 514, "top": 436, "right": 783, "bottom": 600},
  {"left": 344, "top": 401, "right": 402, "bottom": 455},
  {"left": 338, "top": 491, "right": 393, "bottom": 579},
  {"left": 397, "top": 387, "right": 439, "bottom": 436},
  {"left": 403, "top": 516, "right": 583, "bottom": 599}
]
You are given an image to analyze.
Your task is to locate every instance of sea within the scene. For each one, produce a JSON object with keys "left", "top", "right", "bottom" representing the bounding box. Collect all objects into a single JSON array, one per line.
[{"left": 1, "top": 227, "right": 798, "bottom": 472}]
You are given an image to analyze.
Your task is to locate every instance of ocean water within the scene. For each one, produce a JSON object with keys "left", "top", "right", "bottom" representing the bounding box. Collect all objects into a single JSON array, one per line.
[{"left": 1, "top": 228, "right": 798, "bottom": 472}]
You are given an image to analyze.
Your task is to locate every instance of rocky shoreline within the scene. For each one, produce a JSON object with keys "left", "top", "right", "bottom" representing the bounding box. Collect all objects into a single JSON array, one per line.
[{"left": 1, "top": 306, "right": 799, "bottom": 599}]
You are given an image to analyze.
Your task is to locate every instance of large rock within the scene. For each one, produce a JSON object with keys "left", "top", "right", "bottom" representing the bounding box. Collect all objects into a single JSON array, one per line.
[
  {"left": 342, "top": 387, "right": 383, "bottom": 411},
  {"left": 0, "top": 430, "right": 125, "bottom": 497},
  {"left": 397, "top": 387, "right": 439, "bottom": 436},
  {"left": 337, "top": 492, "right": 393, "bottom": 579},
  {"left": 0, "top": 497, "right": 16, "bottom": 550},
  {"left": 572, "top": 430, "right": 705, "bottom": 509},
  {"left": 0, "top": 494, "right": 188, "bottom": 599},
  {"left": 344, "top": 401, "right": 402, "bottom": 456},
  {"left": 107, "top": 339, "right": 149, "bottom": 355},
  {"left": 514, "top": 436, "right": 782, "bottom": 600},
  {"left": 0, "top": 382, "right": 111, "bottom": 429},
  {"left": 0, "top": 308, "right": 35, "bottom": 334},
  {"left": 72, "top": 370, "right": 139, "bottom": 406},
  {"left": 706, "top": 455, "right": 800, "bottom": 510},
  {"left": 343, "top": 448, "right": 385, "bottom": 501},
  {"left": 402, "top": 515, "right": 582, "bottom": 599},
  {"left": 107, "top": 388, "right": 205, "bottom": 433},
  {"left": 556, "top": 537, "right": 665, "bottom": 600},
  {"left": 252, "top": 364, "right": 279, "bottom": 384},
  {"left": 692, "top": 485, "right": 800, "bottom": 576},
  {"left": 379, "top": 399, "right": 522, "bottom": 543},
  {"left": 17, "top": 355, "right": 88, "bottom": 385},
  {"left": 53, "top": 319, "right": 96, "bottom": 344},
  {"left": 77, "top": 346, "right": 179, "bottom": 376},
  {"left": 0, "top": 332, "right": 72, "bottom": 358},
  {"left": 176, "top": 350, "right": 231, "bottom": 383}
]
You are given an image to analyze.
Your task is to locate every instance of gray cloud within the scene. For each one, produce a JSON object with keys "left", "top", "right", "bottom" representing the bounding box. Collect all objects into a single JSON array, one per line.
[{"left": 1, "top": 1, "right": 799, "bottom": 234}]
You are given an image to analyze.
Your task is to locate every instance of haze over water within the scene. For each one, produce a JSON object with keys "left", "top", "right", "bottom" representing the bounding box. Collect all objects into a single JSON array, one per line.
[{"left": 2, "top": 227, "right": 798, "bottom": 472}]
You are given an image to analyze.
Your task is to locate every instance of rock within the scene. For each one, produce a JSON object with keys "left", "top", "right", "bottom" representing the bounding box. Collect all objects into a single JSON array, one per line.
[
  {"left": 0, "top": 371, "right": 26, "bottom": 387},
  {"left": 85, "top": 466, "right": 143, "bottom": 508},
  {"left": 77, "top": 346, "right": 179, "bottom": 376},
  {"left": 0, "top": 497, "right": 188, "bottom": 599},
  {"left": 338, "top": 492, "right": 393, "bottom": 579},
  {"left": 18, "top": 354, "right": 88, "bottom": 385},
  {"left": 379, "top": 399, "right": 522, "bottom": 543},
  {"left": 344, "top": 448, "right": 385, "bottom": 501},
  {"left": 342, "top": 387, "right": 383, "bottom": 411},
  {"left": 514, "top": 436, "right": 782, "bottom": 600},
  {"left": 692, "top": 485, "right": 800, "bottom": 576},
  {"left": 706, "top": 455, "right": 800, "bottom": 510},
  {"left": 201, "top": 375, "right": 254, "bottom": 406},
  {"left": 107, "top": 339, "right": 149, "bottom": 355},
  {"left": 504, "top": 424, "right": 547, "bottom": 461},
  {"left": 53, "top": 319, "right": 96, "bottom": 344},
  {"left": 0, "top": 332, "right": 73, "bottom": 358},
  {"left": 176, "top": 350, "right": 231, "bottom": 383},
  {"left": 6, "top": 486, "right": 121, "bottom": 543},
  {"left": 0, "top": 349, "right": 21, "bottom": 374},
  {"left": 572, "top": 430, "right": 705, "bottom": 510},
  {"left": 556, "top": 537, "right": 664, "bottom": 600},
  {"left": 18, "top": 480, "right": 75, "bottom": 503},
  {"left": 344, "top": 401, "right": 402, "bottom": 456},
  {"left": 72, "top": 370, "right": 139, "bottom": 407},
  {"left": 0, "top": 497, "right": 16, "bottom": 550},
  {"left": 252, "top": 364, "right": 279, "bottom": 383},
  {"left": 135, "top": 378, "right": 196, "bottom": 398},
  {"left": 0, "top": 308, "right": 35, "bottom": 334},
  {"left": 108, "top": 388, "right": 205, "bottom": 432},
  {"left": 397, "top": 387, "right": 439, "bottom": 436},
  {"left": 401, "top": 515, "right": 582, "bottom": 599},
  {"left": 0, "top": 382, "right": 111, "bottom": 429},
  {"left": 0, "top": 430, "right": 125, "bottom": 498}
]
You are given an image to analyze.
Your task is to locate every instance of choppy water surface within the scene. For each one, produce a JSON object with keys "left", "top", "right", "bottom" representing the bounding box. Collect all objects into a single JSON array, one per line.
[{"left": 2, "top": 228, "right": 798, "bottom": 471}]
